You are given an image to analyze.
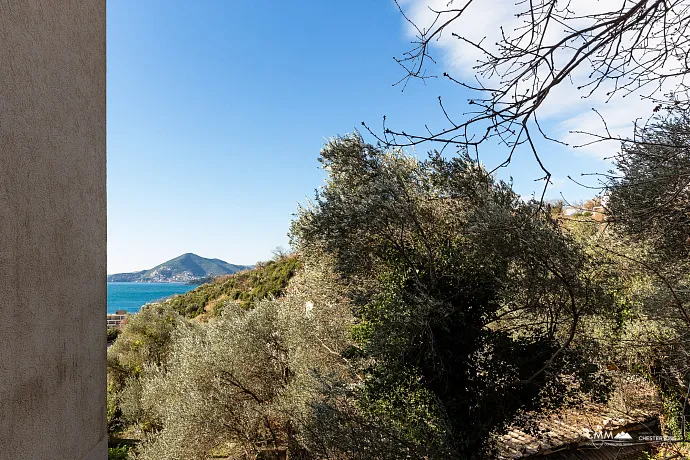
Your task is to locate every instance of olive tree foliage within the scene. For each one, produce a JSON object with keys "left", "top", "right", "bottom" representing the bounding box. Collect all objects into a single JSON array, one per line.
[
  {"left": 608, "top": 113, "right": 690, "bottom": 260},
  {"left": 108, "top": 305, "right": 189, "bottom": 382},
  {"left": 363, "top": 0, "right": 690, "bottom": 196},
  {"left": 107, "top": 304, "right": 191, "bottom": 434},
  {"left": 604, "top": 112, "right": 690, "bottom": 432},
  {"left": 557, "top": 217, "right": 669, "bottom": 370},
  {"left": 289, "top": 134, "right": 615, "bottom": 458},
  {"left": 133, "top": 302, "right": 290, "bottom": 460},
  {"left": 130, "top": 258, "right": 359, "bottom": 460},
  {"left": 606, "top": 113, "right": 690, "bottom": 339}
]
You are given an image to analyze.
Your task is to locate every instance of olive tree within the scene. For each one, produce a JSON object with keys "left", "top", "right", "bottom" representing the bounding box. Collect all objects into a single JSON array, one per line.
[
  {"left": 131, "top": 258, "right": 357, "bottom": 460},
  {"left": 605, "top": 112, "right": 690, "bottom": 439},
  {"left": 608, "top": 113, "right": 690, "bottom": 260},
  {"left": 107, "top": 304, "right": 190, "bottom": 435},
  {"left": 290, "top": 134, "right": 615, "bottom": 458}
]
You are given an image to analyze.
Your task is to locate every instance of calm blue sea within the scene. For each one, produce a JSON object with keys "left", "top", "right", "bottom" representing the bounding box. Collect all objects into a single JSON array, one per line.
[{"left": 107, "top": 282, "right": 196, "bottom": 314}]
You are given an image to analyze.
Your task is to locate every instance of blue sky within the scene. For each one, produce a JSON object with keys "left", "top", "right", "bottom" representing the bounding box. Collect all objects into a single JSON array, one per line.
[{"left": 107, "top": 1, "right": 611, "bottom": 274}]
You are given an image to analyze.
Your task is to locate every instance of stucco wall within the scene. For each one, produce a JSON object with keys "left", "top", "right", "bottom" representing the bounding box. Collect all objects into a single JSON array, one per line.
[{"left": 0, "top": 1, "right": 106, "bottom": 459}]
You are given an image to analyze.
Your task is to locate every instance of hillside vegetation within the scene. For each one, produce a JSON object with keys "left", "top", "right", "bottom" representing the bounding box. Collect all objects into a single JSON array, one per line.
[
  {"left": 163, "top": 255, "right": 301, "bottom": 318},
  {"left": 109, "top": 121, "right": 690, "bottom": 459}
]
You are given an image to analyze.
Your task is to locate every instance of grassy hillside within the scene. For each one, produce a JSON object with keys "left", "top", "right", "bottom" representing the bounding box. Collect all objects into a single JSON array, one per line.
[{"left": 164, "top": 255, "right": 301, "bottom": 318}]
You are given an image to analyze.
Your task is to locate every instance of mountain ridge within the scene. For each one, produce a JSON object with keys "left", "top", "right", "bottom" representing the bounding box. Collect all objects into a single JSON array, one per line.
[{"left": 107, "top": 253, "right": 252, "bottom": 283}]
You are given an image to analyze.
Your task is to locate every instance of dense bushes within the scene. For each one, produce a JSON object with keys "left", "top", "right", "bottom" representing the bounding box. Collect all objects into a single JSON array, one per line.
[
  {"left": 107, "top": 327, "right": 120, "bottom": 342},
  {"left": 107, "top": 257, "right": 305, "bottom": 454},
  {"left": 107, "top": 126, "right": 690, "bottom": 458},
  {"left": 107, "top": 304, "right": 191, "bottom": 438},
  {"left": 605, "top": 112, "right": 690, "bottom": 436},
  {"left": 110, "top": 137, "right": 621, "bottom": 459},
  {"left": 289, "top": 136, "right": 615, "bottom": 457},
  {"left": 119, "top": 259, "right": 355, "bottom": 459},
  {"left": 108, "top": 445, "right": 131, "bottom": 460}
]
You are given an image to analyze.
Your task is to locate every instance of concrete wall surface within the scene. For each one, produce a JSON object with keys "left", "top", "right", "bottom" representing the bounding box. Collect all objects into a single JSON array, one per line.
[{"left": 0, "top": 1, "right": 106, "bottom": 459}]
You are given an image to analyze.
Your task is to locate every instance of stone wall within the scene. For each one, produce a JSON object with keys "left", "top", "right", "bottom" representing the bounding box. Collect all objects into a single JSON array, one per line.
[{"left": 0, "top": 1, "right": 106, "bottom": 459}]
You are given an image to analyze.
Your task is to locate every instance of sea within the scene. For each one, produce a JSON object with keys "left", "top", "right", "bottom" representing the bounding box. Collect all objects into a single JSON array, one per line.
[{"left": 107, "top": 282, "right": 196, "bottom": 314}]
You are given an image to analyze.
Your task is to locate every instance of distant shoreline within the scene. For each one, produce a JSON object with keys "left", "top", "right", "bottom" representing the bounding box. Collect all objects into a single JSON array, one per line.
[
  {"left": 107, "top": 279, "right": 206, "bottom": 286},
  {"left": 107, "top": 280, "right": 191, "bottom": 283}
]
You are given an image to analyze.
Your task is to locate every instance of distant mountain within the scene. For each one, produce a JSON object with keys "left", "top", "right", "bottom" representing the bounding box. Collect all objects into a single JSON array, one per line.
[{"left": 107, "top": 253, "right": 252, "bottom": 283}]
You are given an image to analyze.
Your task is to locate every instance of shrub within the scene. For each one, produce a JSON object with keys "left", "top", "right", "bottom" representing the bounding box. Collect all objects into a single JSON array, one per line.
[{"left": 108, "top": 445, "right": 131, "bottom": 460}]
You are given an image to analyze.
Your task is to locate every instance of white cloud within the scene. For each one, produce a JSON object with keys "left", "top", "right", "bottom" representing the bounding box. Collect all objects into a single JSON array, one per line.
[{"left": 397, "top": 0, "right": 684, "bottom": 159}]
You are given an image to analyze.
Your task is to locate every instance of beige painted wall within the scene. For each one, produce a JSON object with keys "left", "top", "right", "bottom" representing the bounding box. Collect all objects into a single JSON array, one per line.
[{"left": 0, "top": 1, "right": 106, "bottom": 459}]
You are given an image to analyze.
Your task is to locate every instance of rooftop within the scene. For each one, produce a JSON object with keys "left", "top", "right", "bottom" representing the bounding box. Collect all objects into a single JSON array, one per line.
[{"left": 497, "top": 374, "right": 661, "bottom": 459}]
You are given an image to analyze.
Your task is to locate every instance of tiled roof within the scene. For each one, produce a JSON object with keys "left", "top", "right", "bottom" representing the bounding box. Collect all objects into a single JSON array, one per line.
[{"left": 497, "top": 374, "right": 661, "bottom": 459}]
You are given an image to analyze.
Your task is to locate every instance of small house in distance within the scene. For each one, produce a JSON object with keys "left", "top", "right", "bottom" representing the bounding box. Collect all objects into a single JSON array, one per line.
[
  {"left": 560, "top": 198, "right": 608, "bottom": 222},
  {"left": 107, "top": 310, "right": 129, "bottom": 329}
]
